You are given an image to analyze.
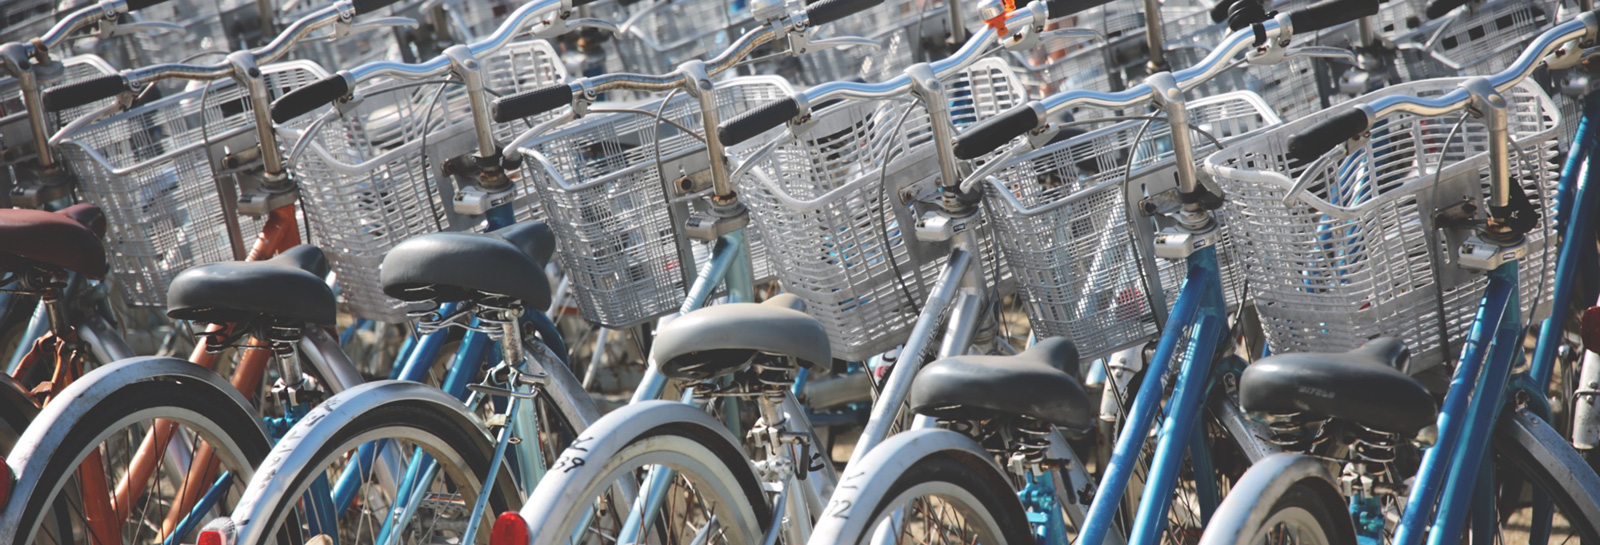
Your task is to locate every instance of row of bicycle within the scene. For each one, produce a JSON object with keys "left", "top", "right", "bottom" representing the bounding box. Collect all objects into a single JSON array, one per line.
[{"left": 3, "top": 0, "right": 1600, "bottom": 543}]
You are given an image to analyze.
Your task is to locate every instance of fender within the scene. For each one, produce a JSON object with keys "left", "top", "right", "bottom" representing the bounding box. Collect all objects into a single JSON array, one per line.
[{"left": 1198, "top": 453, "right": 1356, "bottom": 545}]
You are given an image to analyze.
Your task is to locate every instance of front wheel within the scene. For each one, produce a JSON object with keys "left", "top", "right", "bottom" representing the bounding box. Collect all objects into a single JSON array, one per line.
[
  {"left": 1197, "top": 454, "right": 1357, "bottom": 545},
  {"left": 508, "top": 400, "right": 773, "bottom": 545},
  {"left": 807, "top": 428, "right": 1033, "bottom": 545}
]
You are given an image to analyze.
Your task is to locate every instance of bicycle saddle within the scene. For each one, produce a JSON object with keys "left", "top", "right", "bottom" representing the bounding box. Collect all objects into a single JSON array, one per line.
[
  {"left": 0, "top": 204, "right": 109, "bottom": 279},
  {"left": 167, "top": 245, "right": 336, "bottom": 326},
  {"left": 1240, "top": 337, "right": 1437, "bottom": 437},
  {"left": 909, "top": 337, "right": 1093, "bottom": 431},
  {"left": 652, "top": 294, "right": 832, "bottom": 382},
  {"left": 379, "top": 221, "right": 555, "bottom": 310}
]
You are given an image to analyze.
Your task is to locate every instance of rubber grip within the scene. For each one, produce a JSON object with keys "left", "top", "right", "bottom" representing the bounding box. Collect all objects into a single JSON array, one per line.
[
  {"left": 1044, "top": 0, "right": 1115, "bottom": 19},
  {"left": 42, "top": 74, "right": 127, "bottom": 112},
  {"left": 1286, "top": 108, "right": 1368, "bottom": 164},
  {"left": 125, "top": 0, "right": 171, "bottom": 12},
  {"left": 953, "top": 104, "right": 1038, "bottom": 160},
  {"left": 351, "top": 0, "right": 402, "bottom": 15},
  {"left": 492, "top": 83, "right": 574, "bottom": 123},
  {"left": 271, "top": 75, "right": 349, "bottom": 124},
  {"left": 806, "top": 0, "right": 885, "bottom": 27},
  {"left": 1423, "top": 0, "right": 1470, "bottom": 20},
  {"left": 1287, "top": 0, "right": 1378, "bottom": 34},
  {"left": 1209, "top": 0, "right": 1244, "bottom": 23},
  {"left": 718, "top": 97, "right": 799, "bottom": 147},
  {"left": 571, "top": 0, "right": 602, "bottom": 7}
]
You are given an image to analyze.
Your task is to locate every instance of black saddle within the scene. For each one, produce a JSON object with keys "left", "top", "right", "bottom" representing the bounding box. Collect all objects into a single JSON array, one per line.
[
  {"left": 909, "top": 337, "right": 1093, "bottom": 431},
  {"left": 167, "top": 245, "right": 336, "bottom": 326},
  {"left": 380, "top": 222, "right": 555, "bottom": 310},
  {"left": 1240, "top": 337, "right": 1437, "bottom": 437},
  {"left": 652, "top": 294, "right": 831, "bottom": 382},
  {"left": 0, "top": 204, "right": 109, "bottom": 279}
]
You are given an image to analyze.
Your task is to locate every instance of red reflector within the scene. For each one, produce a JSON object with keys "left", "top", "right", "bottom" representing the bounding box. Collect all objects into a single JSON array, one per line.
[
  {"left": 1582, "top": 306, "right": 1600, "bottom": 353},
  {"left": 197, "top": 530, "right": 225, "bottom": 545},
  {"left": 491, "top": 511, "right": 530, "bottom": 545},
  {"left": 0, "top": 458, "right": 11, "bottom": 508}
]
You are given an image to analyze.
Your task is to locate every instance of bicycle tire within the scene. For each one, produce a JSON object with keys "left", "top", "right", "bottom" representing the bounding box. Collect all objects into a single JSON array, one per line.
[
  {"left": 511, "top": 400, "right": 773, "bottom": 545},
  {"left": 808, "top": 428, "right": 1033, "bottom": 545},
  {"left": 0, "top": 356, "right": 272, "bottom": 545},
  {"left": 1196, "top": 453, "right": 1356, "bottom": 545},
  {"left": 224, "top": 380, "right": 522, "bottom": 545},
  {"left": 1493, "top": 407, "right": 1600, "bottom": 542}
]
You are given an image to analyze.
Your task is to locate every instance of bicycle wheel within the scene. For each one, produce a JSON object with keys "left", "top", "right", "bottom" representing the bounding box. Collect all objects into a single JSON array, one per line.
[
  {"left": 509, "top": 400, "right": 772, "bottom": 545},
  {"left": 808, "top": 428, "right": 1033, "bottom": 545},
  {"left": 221, "top": 380, "right": 523, "bottom": 545},
  {"left": 1491, "top": 408, "right": 1600, "bottom": 542},
  {"left": 1196, "top": 454, "right": 1356, "bottom": 545},
  {"left": 0, "top": 356, "right": 272, "bottom": 545}
]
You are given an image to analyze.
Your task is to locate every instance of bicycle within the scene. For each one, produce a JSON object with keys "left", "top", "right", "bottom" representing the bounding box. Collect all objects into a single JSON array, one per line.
[
  {"left": 1196, "top": 10, "right": 1600, "bottom": 544},
  {"left": 789, "top": 1, "right": 1389, "bottom": 543}
]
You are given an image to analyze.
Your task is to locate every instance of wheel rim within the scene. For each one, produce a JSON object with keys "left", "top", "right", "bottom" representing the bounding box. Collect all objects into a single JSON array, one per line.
[{"left": 1248, "top": 506, "right": 1333, "bottom": 545}]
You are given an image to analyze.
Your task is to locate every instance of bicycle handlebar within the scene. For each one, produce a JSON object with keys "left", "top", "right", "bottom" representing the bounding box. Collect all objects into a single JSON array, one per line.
[
  {"left": 124, "top": 0, "right": 171, "bottom": 12},
  {"left": 1044, "top": 0, "right": 1114, "bottom": 18},
  {"left": 950, "top": 0, "right": 1379, "bottom": 160},
  {"left": 716, "top": 0, "right": 1047, "bottom": 146},
  {"left": 1288, "top": 0, "right": 1379, "bottom": 34},
  {"left": 1287, "top": 11, "right": 1600, "bottom": 161},
  {"left": 272, "top": 0, "right": 582, "bottom": 122},
  {"left": 350, "top": 0, "right": 404, "bottom": 15},
  {"left": 1424, "top": 0, "right": 1470, "bottom": 20},
  {"left": 491, "top": 0, "right": 882, "bottom": 123}
]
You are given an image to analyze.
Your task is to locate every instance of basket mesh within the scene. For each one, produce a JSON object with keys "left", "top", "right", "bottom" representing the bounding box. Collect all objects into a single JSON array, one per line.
[
  {"left": 0, "top": 55, "right": 118, "bottom": 185},
  {"left": 740, "top": 59, "right": 1026, "bottom": 361},
  {"left": 614, "top": 0, "right": 753, "bottom": 76},
  {"left": 1205, "top": 78, "right": 1560, "bottom": 371},
  {"left": 56, "top": 62, "right": 327, "bottom": 307},
  {"left": 292, "top": 40, "right": 566, "bottom": 322},
  {"left": 518, "top": 77, "right": 791, "bottom": 328},
  {"left": 984, "top": 91, "right": 1278, "bottom": 361},
  {"left": 794, "top": 0, "right": 946, "bottom": 86}
]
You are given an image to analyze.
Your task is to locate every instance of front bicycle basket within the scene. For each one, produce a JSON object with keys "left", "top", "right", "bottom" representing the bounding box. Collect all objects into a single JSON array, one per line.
[
  {"left": 292, "top": 40, "right": 566, "bottom": 322},
  {"left": 517, "top": 77, "right": 791, "bottom": 329},
  {"left": 983, "top": 91, "right": 1278, "bottom": 362},
  {"left": 1204, "top": 77, "right": 1560, "bottom": 372},
  {"left": 740, "top": 59, "right": 1025, "bottom": 361},
  {"left": 56, "top": 61, "right": 327, "bottom": 307},
  {"left": 794, "top": 0, "right": 947, "bottom": 87}
]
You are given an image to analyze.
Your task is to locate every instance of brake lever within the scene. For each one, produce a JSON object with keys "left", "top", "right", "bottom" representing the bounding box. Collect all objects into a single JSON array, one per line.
[
  {"left": 806, "top": 35, "right": 881, "bottom": 52},
  {"left": 328, "top": 16, "right": 421, "bottom": 39},
  {"left": 1282, "top": 46, "right": 1358, "bottom": 63},
  {"left": 105, "top": 21, "right": 185, "bottom": 37},
  {"left": 530, "top": 17, "right": 619, "bottom": 40},
  {"left": 618, "top": 0, "right": 672, "bottom": 37}
]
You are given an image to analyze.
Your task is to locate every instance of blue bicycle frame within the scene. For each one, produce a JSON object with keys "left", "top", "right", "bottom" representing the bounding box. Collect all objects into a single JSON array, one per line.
[{"left": 1385, "top": 91, "right": 1600, "bottom": 545}]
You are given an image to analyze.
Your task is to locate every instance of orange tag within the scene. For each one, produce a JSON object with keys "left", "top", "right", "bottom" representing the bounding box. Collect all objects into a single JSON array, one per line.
[{"left": 984, "top": 0, "right": 1017, "bottom": 36}]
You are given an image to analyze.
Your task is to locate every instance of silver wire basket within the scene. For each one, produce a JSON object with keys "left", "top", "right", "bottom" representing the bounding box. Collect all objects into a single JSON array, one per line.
[
  {"left": 55, "top": 60, "right": 328, "bottom": 307},
  {"left": 517, "top": 76, "right": 792, "bottom": 329},
  {"left": 614, "top": 0, "right": 754, "bottom": 76},
  {"left": 739, "top": 59, "right": 1024, "bottom": 361},
  {"left": 1203, "top": 77, "right": 1560, "bottom": 372},
  {"left": 288, "top": 40, "right": 566, "bottom": 322},
  {"left": 794, "top": 0, "right": 947, "bottom": 86},
  {"left": 982, "top": 91, "right": 1278, "bottom": 362}
]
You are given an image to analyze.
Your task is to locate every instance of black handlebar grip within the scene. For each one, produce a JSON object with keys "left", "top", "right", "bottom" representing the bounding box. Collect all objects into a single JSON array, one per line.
[
  {"left": 124, "top": 0, "right": 171, "bottom": 12},
  {"left": 351, "top": 0, "right": 403, "bottom": 15},
  {"left": 491, "top": 83, "right": 574, "bottom": 123},
  {"left": 1043, "top": 0, "right": 1116, "bottom": 19},
  {"left": 271, "top": 75, "right": 350, "bottom": 124},
  {"left": 1423, "top": 0, "right": 1470, "bottom": 20},
  {"left": 42, "top": 74, "right": 127, "bottom": 112},
  {"left": 1209, "top": 0, "right": 1244, "bottom": 23},
  {"left": 1287, "top": 0, "right": 1379, "bottom": 34},
  {"left": 953, "top": 104, "right": 1039, "bottom": 160},
  {"left": 1286, "top": 108, "right": 1368, "bottom": 164},
  {"left": 571, "top": 0, "right": 603, "bottom": 7},
  {"left": 806, "top": 0, "right": 885, "bottom": 27},
  {"left": 718, "top": 97, "right": 799, "bottom": 147}
]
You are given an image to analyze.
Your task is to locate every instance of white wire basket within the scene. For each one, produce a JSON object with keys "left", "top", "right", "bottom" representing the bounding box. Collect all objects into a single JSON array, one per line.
[
  {"left": 288, "top": 40, "right": 566, "bottom": 322},
  {"left": 1005, "top": 0, "right": 1210, "bottom": 102},
  {"left": 517, "top": 76, "right": 792, "bottom": 329},
  {"left": 55, "top": 60, "right": 329, "bottom": 307},
  {"left": 982, "top": 91, "right": 1279, "bottom": 362},
  {"left": 0, "top": 55, "right": 118, "bottom": 194},
  {"left": 794, "top": 0, "right": 947, "bottom": 86},
  {"left": 1203, "top": 77, "right": 1560, "bottom": 372},
  {"left": 739, "top": 59, "right": 1025, "bottom": 361},
  {"left": 614, "top": 0, "right": 753, "bottom": 76}
]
